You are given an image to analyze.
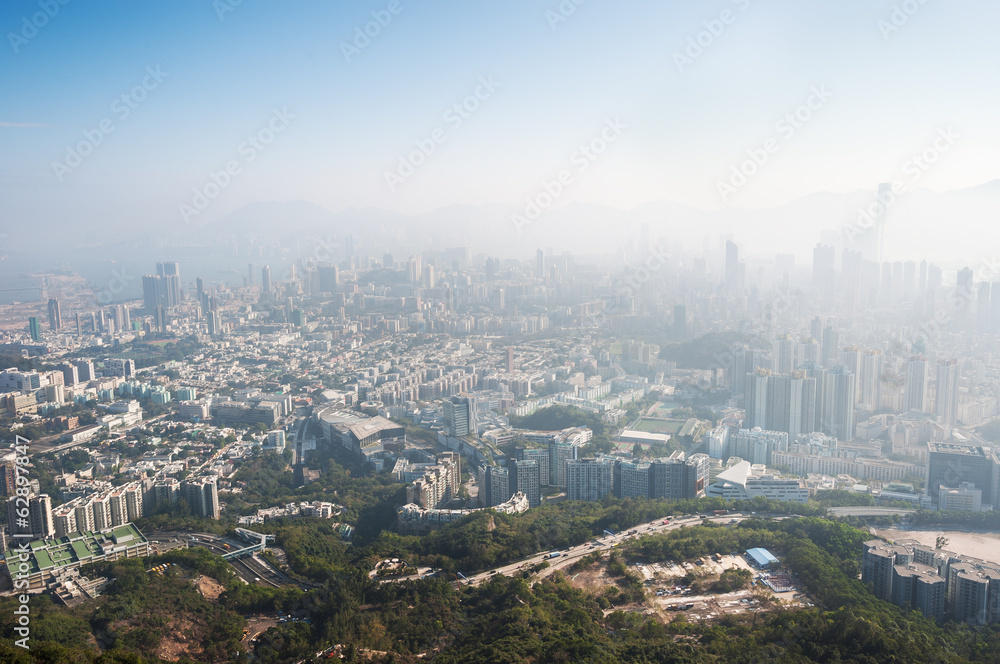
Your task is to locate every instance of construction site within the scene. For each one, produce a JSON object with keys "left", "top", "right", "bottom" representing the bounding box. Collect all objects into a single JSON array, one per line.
[{"left": 563, "top": 548, "right": 814, "bottom": 622}]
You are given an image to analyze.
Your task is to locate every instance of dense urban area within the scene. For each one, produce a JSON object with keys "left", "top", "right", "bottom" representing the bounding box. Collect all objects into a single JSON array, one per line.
[{"left": 2, "top": 225, "right": 1000, "bottom": 663}]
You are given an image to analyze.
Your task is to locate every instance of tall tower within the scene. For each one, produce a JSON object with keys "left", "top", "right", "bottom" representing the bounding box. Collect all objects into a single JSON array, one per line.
[
  {"left": 261, "top": 265, "right": 272, "bottom": 294},
  {"left": 874, "top": 182, "right": 891, "bottom": 263},
  {"left": 142, "top": 275, "right": 160, "bottom": 310},
  {"left": 47, "top": 298, "right": 62, "bottom": 330},
  {"left": 28, "top": 317, "right": 42, "bottom": 342},
  {"left": 725, "top": 240, "right": 740, "bottom": 293},
  {"left": 857, "top": 349, "right": 883, "bottom": 411},
  {"left": 408, "top": 255, "right": 422, "bottom": 285},
  {"left": 904, "top": 357, "right": 929, "bottom": 413},
  {"left": 156, "top": 261, "right": 181, "bottom": 306},
  {"left": 935, "top": 359, "right": 960, "bottom": 427}
]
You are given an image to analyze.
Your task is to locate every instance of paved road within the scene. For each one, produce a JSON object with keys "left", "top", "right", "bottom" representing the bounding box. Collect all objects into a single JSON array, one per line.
[
  {"left": 827, "top": 507, "right": 916, "bottom": 517},
  {"left": 465, "top": 514, "right": 746, "bottom": 586}
]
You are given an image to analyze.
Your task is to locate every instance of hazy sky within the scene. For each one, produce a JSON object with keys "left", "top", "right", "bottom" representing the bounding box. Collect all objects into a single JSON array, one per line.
[{"left": 1, "top": 0, "right": 998, "bottom": 231}]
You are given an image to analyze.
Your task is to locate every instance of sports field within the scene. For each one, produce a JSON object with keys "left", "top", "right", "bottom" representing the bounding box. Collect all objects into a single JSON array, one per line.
[{"left": 632, "top": 419, "right": 683, "bottom": 434}]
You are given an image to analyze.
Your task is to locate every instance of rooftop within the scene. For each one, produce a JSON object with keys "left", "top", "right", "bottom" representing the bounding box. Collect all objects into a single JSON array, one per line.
[{"left": 2, "top": 523, "right": 147, "bottom": 575}]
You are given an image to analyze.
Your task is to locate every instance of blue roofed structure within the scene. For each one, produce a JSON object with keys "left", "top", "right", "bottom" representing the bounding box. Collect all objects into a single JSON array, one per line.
[{"left": 746, "top": 547, "right": 779, "bottom": 568}]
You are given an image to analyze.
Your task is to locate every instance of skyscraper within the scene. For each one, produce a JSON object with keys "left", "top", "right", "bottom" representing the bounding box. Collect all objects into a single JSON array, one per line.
[
  {"left": 821, "top": 324, "right": 839, "bottom": 368},
  {"left": 181, "top": 478, "right": 220, "bottom": 519},
  {"left": 536, "top": 248, "right": 545, "bottom": 279},
  {"left": 508, "top": 459, "right": 540, "bottom": 508},
  {"left": 743, "top": 368, "right": 771, "bottom": 429},
  {"left": 905, "top": 357, "right": 930, "bottom": 413},
  {"left": 725, "top": 240, "right": 740, "bottom": 293},
  {"left": 142, "top": 274, "right": 161, "bottom": 310},
  {"left": 566, "top": 457, "right": 615, "bottom": 502},
  {"left": 7, "top": 494, "right": 54, "bottom": 540},
  {"left": 548, "top": 439, "right": 580, "bottom": 488},
  {"left": 857, "top": 349, "right": 884, "bottom": 411},
  {"left": 318, "top": 266, "right": 339, "bottom": 292},
  {"left": 157, "top": 261, "right": 181, "bottom": 306},
  {"left": 443, "top": 395, "right": 477, "bottom": 438},
  {"left": 935, "top": 359, "right": 960, "bottom": 427},
  {"left": 956, "top": 267, "right": 974, "bottom": 331},
  {"left": 482, "top": 465, "right": 510, "bottom": 508},
  {"left": 818, "top": 366, "right": 856, "bottom": 441},
  {"left": 261, "top": 265, "right": 272, "bottom": 294},
  {"left": 28, "top": 317, "right": 42, "bottom": 342},
  {"left": 47, "top": 298, "right": 62, "bottom": 330},
  {"left": 408, "top": 255, "right": 422, "bottom": 285}
]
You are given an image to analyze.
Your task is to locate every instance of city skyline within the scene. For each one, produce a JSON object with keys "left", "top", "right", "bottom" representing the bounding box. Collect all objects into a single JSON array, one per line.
[{"left": 2, "top": 1, "right": 999, "bottom": 268}]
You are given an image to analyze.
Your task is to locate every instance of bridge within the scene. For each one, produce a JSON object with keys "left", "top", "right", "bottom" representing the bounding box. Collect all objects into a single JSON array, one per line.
[{"left": 224, "top": 528, "right": 274, "bottom": 560}]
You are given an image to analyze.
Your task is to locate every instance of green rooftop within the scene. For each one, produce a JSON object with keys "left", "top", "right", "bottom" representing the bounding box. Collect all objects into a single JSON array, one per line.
[{"left": 2, "top": 523, "right": 148, "bottom": 576}]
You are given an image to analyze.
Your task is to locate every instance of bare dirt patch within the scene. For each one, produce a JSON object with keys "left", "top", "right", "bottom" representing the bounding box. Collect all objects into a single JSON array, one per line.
[
  {"left": 565, "top": 553, "right": 814, "bottom": 624},
  {"left": 196, "top": 574, "right": 225, "bottom": 602},
  {"left": 155, "top": 616, "right": 203, "bottom": 661}
]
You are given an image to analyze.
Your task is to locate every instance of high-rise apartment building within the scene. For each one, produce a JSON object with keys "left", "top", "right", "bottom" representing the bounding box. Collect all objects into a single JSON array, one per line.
[
  {"left": 566, "top": 457, "right": 615, "bottom": 502},
  {"left": 261, "top": 265, "right": 272, "bottom": 294},
  {"left": 47, "top": 298, "right": 62, "bottom": 330},
  {"left": 182, "top": 477, "right": 220, "bottom": 519},
  {"left": 508, "top": 459, "right": 540, "bottom": 508},
  {"left": 904, "top": 357, "right": 929, "bottom": 413},
  {"left": 482, "top": 465, "right": 510, "bottom": 508},
  {"left": 935, "top": 359, "right": 960, "bottom": 427},
  {"left": 443, "top": 395, "right": 477, "bottom": 438}
]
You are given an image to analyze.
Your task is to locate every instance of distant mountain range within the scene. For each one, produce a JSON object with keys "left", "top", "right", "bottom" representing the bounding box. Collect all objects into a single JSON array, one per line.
[{"left": 197, "top": 180, "right": 1000, "bottom": 264}]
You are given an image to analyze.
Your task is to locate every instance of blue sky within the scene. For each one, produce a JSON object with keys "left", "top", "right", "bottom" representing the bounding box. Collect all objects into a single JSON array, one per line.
[{"left": 1, "top": 0, "right": 997, "bottom": 232}]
